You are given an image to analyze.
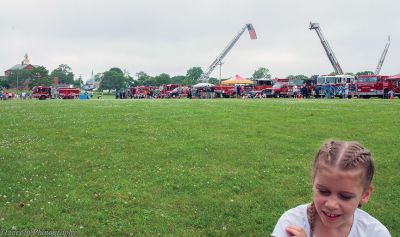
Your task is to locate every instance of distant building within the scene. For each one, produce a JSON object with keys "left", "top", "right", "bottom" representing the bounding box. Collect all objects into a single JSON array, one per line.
[
  {"left": 83, "top": 71, "right": 98, "bottom": 90},
  {"left": 4, "top": 54, "right": 39, "bottom": 76},
  {"left": 3, "top": 54, "right": 42, "bottom": 90},
  {"left": 3, "top": 54, "right": 59, "bottom": 90}
]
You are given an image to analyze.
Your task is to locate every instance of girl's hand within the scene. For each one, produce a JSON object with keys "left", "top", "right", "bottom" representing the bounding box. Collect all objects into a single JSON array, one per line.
[{"left": 285, "top": 225, "right": 307, "bottom": 237}]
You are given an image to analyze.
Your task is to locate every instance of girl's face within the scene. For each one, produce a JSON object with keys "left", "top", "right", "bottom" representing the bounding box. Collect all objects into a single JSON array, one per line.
[{"left": 312, "top": 166, "right": 372, "bottom": 231}]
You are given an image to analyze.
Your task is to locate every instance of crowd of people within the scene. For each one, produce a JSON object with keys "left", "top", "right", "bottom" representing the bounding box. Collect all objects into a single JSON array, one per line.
[{"left": 0, "top": 88, "right": 31, "bottom": 100}]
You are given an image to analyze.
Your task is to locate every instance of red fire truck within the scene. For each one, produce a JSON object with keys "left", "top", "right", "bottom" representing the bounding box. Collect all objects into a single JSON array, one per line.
[
  {"left": 355, "top": 75, "right": 392, "bottom": 98},
  {"left": 261, "top": 79, "right": 289, "bottom": 98},
  {"left": 386, "top": 74, "right": 400, "bottom": 98},
  {"left": 58, "top": 87, "right": 80, "bottom": 99},
  {"left": 251, "top": 79, "right": 273, "bottom": 95},
  {"left": 315, "top": 75, "right": 355, "bottom": 98},
  {"left": 159, "top": 84, "right": 179, "bottom": 98},
  {"left": 32, "top": 86, "right": 53, "bottom": 100},
  {"left": 169, "top": 86, "right": 192, "bottom": 98},
  {"left": 214, "top": 85, "right": 235, "bottom": 98}
]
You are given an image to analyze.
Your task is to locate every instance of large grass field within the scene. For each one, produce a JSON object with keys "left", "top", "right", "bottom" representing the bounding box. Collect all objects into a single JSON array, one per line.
[{"left": 0, "top": 98, "right": 399, "bottom": 236}]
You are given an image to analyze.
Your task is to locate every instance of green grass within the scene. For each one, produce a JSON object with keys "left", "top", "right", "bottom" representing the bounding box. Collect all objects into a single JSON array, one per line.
[{"left": 0, "top": 98, "right": 399, "bottom": 236}]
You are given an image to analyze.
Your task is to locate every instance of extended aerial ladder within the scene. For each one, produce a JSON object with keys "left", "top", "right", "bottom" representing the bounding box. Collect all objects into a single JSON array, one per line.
[
  {"left": 309, "top": 22, "right": 344, "bottom": 75},
  {"left": 374, "top": 36, "right": 390, "bottom": 75},
  {"left": 198, "top": 24, "right": 257, "bottom": 82}
]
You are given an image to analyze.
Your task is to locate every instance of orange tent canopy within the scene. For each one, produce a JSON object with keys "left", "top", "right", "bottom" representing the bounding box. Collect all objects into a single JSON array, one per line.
[{"left": 221, "top": 74, "right": 253, "bottom": 85}]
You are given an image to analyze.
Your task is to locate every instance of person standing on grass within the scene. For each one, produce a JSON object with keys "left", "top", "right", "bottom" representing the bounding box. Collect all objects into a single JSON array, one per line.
[
  {"left": 344, "top": 83, "right": 349, "bottom": 99},
  {"left": 272, "top": 140, "right": 391, "bottom": 237}
]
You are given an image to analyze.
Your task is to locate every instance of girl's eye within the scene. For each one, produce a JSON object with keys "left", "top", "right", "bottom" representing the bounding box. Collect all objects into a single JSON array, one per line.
[
  {"left": 318, "top": 189, "right": 330, "bottom": 196},
  {"left": 339, "top": 194, "right": 353, "bottom": 201}
]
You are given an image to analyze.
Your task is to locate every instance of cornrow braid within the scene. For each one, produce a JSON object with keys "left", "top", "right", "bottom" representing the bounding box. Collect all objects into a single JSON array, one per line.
[
  {"left": 307, "top": 201, "right": 316, "bottom": 237},
  {"left": 337, "top": 142, "right": 374, "bottom": 187},
  {"left": 310, "top": 140, "right": 375, "bottom": 233},
  {"left": 313, "top": 140, "right": 374, "bottom": 188}
]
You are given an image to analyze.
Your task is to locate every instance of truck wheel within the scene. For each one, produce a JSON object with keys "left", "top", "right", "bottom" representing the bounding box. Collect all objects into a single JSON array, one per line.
[{"left": 274, "top": 92, "right": 280, "bottom": 98}]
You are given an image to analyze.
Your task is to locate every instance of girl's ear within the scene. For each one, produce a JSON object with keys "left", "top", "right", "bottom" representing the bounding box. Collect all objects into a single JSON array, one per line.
[{"left": 361, "top": 185, "right": 374, "bottom": 205}]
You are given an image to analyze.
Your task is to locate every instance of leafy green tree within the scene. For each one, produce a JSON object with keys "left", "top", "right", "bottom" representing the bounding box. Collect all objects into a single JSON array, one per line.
[
  {"left": 29, "top": 66, "right": 51, "bottom": 88},
  {"left": 73, "top": 75, "right": 83, "bottom": 88},
  {"left": 50, "top": 64, "right": 74, "bottom": 84},
  {"left": 109, "top": 67, "right": 123, "bottom": 74},
  {"left": 1, "top": 77, "right": 10, "bottom": 89},
  {"left": 100, "top": 68, "right": 127, "bottom": 90},
  {"left": 135, "top": 71, "right": 152, "bottom": 86},
  {"left": 252, "top": 67, "right": 271, "bottom": 79},
  {"left": 153, "top": 73, "right": 171, "bottom": 86},
  {"left": 171, "top": 75, "right": 185, "bottom": 85},
  {"left": 94, "top": 73, "right": 103, "bottom": 82},
  {"left": 5, "top": 69, "right": 31, "bottom": 89},
  {"left": 356, "top": 71, "right": 374, "bottom": 75},
  {"left": 286, "top": 75, "right": 309, "bottom": 80},
  {"left": 186, "top": 67, "right": 203, "bottom": 83},
  {"left": 208, "top": 77, "right": 219, "bottom": 85},
  {"left": 123, "top": 70, "right": 134, "bottom": 87}
]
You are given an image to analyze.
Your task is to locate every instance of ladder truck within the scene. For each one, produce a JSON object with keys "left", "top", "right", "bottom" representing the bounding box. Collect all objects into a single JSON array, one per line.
[
  {"left": 309, "top": 22, "right": 344, "bottom": 75},
  {"left": 375, "top": 36, "right": 390, "bottom": 75},
  {"left": 355, "top": 36, "right": 391, "bottom": 99},
  {"left": 198, "top": 24, "right": 257, "bottom": 82}
]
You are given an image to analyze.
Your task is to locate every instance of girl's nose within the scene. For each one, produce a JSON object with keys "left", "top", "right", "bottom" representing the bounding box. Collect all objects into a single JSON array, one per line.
[{"left": 325, "top": 197, "right": 339, "bottom": 210}]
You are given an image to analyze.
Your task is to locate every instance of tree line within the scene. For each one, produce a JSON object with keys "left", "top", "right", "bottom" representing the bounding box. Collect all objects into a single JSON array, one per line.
[
  {"left": 0, "top": 64, "right": 81, "bottom": 89},
  {"left": 1, "top": 63, "right": 375, "bottom": 91}
]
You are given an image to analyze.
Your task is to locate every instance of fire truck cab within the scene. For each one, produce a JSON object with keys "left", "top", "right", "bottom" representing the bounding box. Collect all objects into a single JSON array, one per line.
[
  {"left": 32, "top": 86, "right": 53, "bottom": 100},
  {"left": 315, "top": 75, "right": 355, "bottom": 98},
  {"left": 214, "top": 85, "right": 235, "bottom": 98},
  {"left": 356, "top": 75, "right": 391, "bottom": 98},
  {"left": 160, "top": 84, "right": 179, "bottom": 98},
  {"left": 262, "top": 79, "right": 289, "bottom": 98},
  {"left": 252, "top": 79, "right": 273, "bottom": 93},
  {"left": 58, "top": 87, "right": 80, "bottom": 99},
  {"left": 386, "top": 74, "right": 400, "bottom": 98}
]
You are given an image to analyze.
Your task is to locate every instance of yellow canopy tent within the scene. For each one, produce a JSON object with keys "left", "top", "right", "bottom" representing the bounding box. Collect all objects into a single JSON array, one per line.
[{"left": 221, "top": 74, "right": 253, "bottom": 85}]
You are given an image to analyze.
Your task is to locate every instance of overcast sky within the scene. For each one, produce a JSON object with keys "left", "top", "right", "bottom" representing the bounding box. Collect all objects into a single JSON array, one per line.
[{"left": 1, "top": 0, "right": 398, "bottom": 81}]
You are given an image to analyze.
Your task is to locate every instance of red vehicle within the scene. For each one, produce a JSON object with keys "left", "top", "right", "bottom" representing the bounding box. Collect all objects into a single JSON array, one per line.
[
  {"left": 252, "top": 79, "right": 273, "bottom": 95},
  {"left": 127, "top": 87, "right": 137, "bottom": 98},
  {"left": 58, "top": 87, "right": 80, "bottom": 99},
  {"left": 159, "top": 84, "right": 179, "bottom": 98},
  {"left": 214, "top": 84, "right": 235, "bottom": 98},
  {"left": 262, "top": 79, "right": 289, "bottom": 98},
  {"left": 387, "top": 74, "right": 400, "bottom": 98},
  {"left": 169, "top": 86, "right": 192, "bottom": 98},
  {"left": 131, "top": 86, "right": 160, "bottom": 98},
  {"left": 132, "top": 86, "right": 150, "bottom": 98},
  {"left": 32, "top": 86, "right": 53, "bottom": 100},
  {"left": 314, "top": 75, "right": 355, "bottom": 98},
  {"left": 356, "top": 75, "right": 392, "bottom": 98}
]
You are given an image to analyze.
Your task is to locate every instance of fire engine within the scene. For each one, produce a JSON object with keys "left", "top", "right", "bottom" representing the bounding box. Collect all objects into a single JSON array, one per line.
[
  {"left": 261, "top": 79, "right": 289, "bottom": 98},
  {"left": 58, "top": 87, "right": 80, "bottom": 99},
  {"left": 252, "top": 79, "right": 273, "bottom": 94},
  {"left": 159, "top": 84, "right": 179, "bottom": 98},
  {"left": 315, "top": 75, "right": 355, "bottom": 98},
  {"left": 169, "top": 86, "right": 191, "bottom": 98},
  {"left": 355, "top": 75, "right": 392, "bottom": 98},
  {"left": 214, "top": 85, "right": 235, "bottom": 98},
  {"left": 32, "top": 86, "right": 53, "bottom": 100},
  {"left": 387, "top": 74, "right": 400, "bottom": 98}
]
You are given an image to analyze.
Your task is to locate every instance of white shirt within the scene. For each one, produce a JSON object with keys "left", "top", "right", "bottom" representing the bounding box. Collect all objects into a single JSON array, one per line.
[{"left": 272, "top": 204, "right": 391, "bottom": 237}]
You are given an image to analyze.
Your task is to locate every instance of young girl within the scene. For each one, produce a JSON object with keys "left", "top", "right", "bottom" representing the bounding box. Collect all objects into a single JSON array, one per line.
[{"left": 272, "top": 140, "right": 391, "bottom": 237}]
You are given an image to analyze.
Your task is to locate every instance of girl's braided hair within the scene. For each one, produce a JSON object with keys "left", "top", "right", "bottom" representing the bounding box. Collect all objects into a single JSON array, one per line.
[{"left": 307, "top": 140, "right": 375, "bottom": 237}]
